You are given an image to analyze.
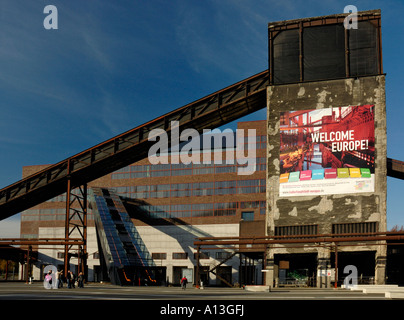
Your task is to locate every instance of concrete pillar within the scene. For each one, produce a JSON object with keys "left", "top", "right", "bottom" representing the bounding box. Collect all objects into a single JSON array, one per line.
[
  {"left": 265, "top": 248, "right": 275, "bottom": 288},
  {"left": 375, "top": 245, "right": 387, "bottom": 284},
  {"left": 317, "top": 248, "right": 331, "bottom": 288}
]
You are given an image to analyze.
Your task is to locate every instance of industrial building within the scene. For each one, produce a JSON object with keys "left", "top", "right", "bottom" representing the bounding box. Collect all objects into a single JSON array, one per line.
[
  {"left": 2, "top": 9, "right": 404, "bottom": 288},
  {"left": 20, "top": 120, "right": 267, "bottom": 286}
]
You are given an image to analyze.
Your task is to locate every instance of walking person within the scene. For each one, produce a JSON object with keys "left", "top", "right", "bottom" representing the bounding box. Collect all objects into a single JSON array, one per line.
[
  {"left": 56, "top": 270, "right": 63, "bottom": 288},
  {"left": 66, "top": 270, "right": 72, "bottom": 289},
  {"left": 181, "top": 276, "right": 188, "bottom": 290},
  {"left": 78, "top": 272, "right": 84, "bottom": 288},
  {"left": 70, "top": 271, "right": 76, "bottom": 288}
]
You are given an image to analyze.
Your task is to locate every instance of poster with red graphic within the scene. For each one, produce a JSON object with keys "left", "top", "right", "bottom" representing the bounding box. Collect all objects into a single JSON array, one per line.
[{"left": 279, "top": 105, "right": 375, "bottom": 197}]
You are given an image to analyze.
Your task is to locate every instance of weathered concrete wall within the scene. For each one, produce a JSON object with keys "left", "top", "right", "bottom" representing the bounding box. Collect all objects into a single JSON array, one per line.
[{"left": 265, "top": 76, "right": 387, "bottom": 286}]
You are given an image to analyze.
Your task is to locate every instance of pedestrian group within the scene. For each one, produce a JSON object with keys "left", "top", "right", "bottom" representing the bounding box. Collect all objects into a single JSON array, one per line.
[{"left": 48, "top": 269, "right": 85, "bottom": 289}]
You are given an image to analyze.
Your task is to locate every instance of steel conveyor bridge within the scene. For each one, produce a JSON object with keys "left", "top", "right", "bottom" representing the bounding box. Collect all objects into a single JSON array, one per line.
[
  {"left": 0, "top": 68, "right": 403, "bottom": 278},
  {"left": 0, "top": 70, "right": 270, "bottom": 220},
  {"left": 1, "top": 68, "right": 404, "bottom": 221},
  {"left": 0, "top": 70, "right": 404, "bottom": 220}
]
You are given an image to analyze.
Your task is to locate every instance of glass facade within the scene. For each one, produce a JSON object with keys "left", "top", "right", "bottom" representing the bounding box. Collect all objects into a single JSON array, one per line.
[
  {"left": 136, "top": 201, "right": 266, "bottom": 219},
  {"left": 107, "top": 123, "right": 267, "bottom": 222},
  {"left": 111, "top": 155, "right": 267, "bottom": 180},
  {"left": 109, "top": 179, "right": 265, "bottom": 200}
]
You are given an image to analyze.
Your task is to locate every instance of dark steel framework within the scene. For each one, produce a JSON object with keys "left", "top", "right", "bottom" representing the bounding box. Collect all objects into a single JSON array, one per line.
[
  {"left": 194, "top": 231, "right": 404, "bottom": 288},
  {"left": 0, "top": 70, "right": 269, "bottom": 221},
  {"left": 387, "top": 158, "right": 404, "bottom": 180},
  {"left": 268, "top": 9, "right": 383, "bottom": 85},
  {"left": 64, "top": 182, "right": 87, "bottom": 276},
  {"left": 0, "top": 238, "right": 84, "bottom": 283}
]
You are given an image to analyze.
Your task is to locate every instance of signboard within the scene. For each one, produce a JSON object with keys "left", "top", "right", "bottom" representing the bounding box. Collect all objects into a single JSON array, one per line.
[
  {"left": 279, "top": 105, "right": 375, "bottom": 197},
  {"left": 317, "top": 268, "right": 335, "bottom": 278}
]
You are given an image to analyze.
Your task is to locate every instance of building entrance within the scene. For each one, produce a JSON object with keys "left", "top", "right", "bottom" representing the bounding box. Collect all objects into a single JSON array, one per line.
[
  {"left": 274, "top": 253, "right": 317, "bottom": 287},
  {"left": 331, "top": 251, "right": 376, "bottom": 285}
]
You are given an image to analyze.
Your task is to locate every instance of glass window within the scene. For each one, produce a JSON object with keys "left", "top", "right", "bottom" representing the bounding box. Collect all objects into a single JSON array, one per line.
[
  {"left": 215, "top": 181, "right": 236, "bottom": 195},
  {"left": 193, "top": 163, "right": 214, "bottom": 175},
  {"left": 173, "top": 252, "right": 188, "bottom": 259},
  {"left": 171, "top": 163, "right": 192, "bottom": 176},
  {"left": 214, "top": 202, "right": 237, "bottom": 216},
  {"left": 152, "top": 253, "right": 167, "bottom": 260},
  {"left": 241, "top": 211, "right": 255, "bottom": 221},
  {"left": 192, "top": 203, "right": 214, "bottom": 217},
  {"left": 215, "top": 164, "right": 236, "bottom": 174},
  {"left": 194, "top": 252, "right": 209, "bottom": 259},
  {"left": 192, "top": 182, "right": 214, "bottom": 196},
  {"left": 216, "top": 252, "right": 233, "bottom": 260},
  {"left": 171, "top": 183, "right": 191, "bottom": 197}
]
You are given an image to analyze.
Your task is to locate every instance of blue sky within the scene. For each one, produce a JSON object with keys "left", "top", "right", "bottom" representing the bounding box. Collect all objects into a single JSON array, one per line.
[{"left": 0, "top": 0, "right": 403, "bottom": 237}]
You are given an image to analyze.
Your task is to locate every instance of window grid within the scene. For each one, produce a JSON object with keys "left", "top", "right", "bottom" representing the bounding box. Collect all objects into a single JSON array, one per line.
[
  {"left": 111, "top": 153, "right": 267, "bottom": 179},
  {"left": 332, "top": 222, "right": 378, "bottom": 235},
  {"left": 111, "top": 179, "right": 266, "bottom": 200},
  {"left": 275, "top": 224, "right": 318, "bottom": 237},
  {"left": 136, "top": 201, "right": 266, "bottom": 219}
]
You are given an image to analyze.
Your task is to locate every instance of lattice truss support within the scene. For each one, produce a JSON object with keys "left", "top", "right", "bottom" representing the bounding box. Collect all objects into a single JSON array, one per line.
[{"left": 64, "top": 180, "right": 87, "bottom": 276}]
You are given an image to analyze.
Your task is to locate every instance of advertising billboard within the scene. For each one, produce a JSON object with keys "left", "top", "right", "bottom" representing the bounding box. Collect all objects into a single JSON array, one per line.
[{"left": 279, "top": 105, "right": 375, "bottom": 197}]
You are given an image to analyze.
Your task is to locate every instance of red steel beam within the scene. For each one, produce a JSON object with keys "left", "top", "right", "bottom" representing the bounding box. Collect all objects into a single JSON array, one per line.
[
  {"left": 194, "top": 232, "right": 404, "bottom": 247},
  {"left": 0, "top": 238, "right": 83, "bottom": 246},
  {"left": 196, "top": 230, "right": 404, "bottom": 241}
]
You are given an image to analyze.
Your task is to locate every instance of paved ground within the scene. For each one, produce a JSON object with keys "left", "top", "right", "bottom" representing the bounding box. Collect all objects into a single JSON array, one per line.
[
  {"left": 0, "top": 281, "right": 391, "bottom": 300},
  {"left": 0, "top": 282, "right": 398, "bottom": 318}
]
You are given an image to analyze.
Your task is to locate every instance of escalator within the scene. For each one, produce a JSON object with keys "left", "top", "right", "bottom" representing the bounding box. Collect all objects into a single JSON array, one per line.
[{"left": 89, "top": 187, "right": 157, "bottom": 285}]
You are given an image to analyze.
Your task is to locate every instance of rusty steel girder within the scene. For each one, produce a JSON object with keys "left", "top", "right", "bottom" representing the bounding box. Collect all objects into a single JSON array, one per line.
[
  {"left": 0, "top": 70, "right": 269, "bottom": 221},
  {"left": 194, "top": 231, "right": 404, "bottom": 248}
]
